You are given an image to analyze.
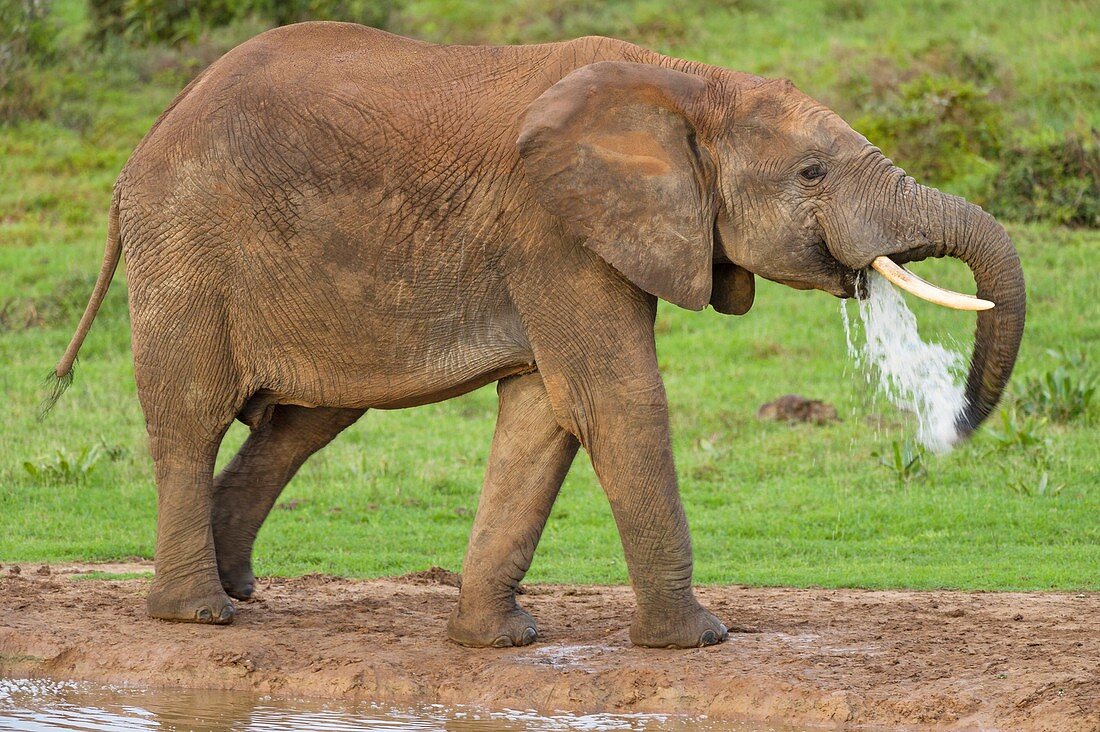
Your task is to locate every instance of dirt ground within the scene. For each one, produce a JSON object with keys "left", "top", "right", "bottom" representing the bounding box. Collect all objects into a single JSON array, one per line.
[{"left": 1, "top": 564, "right": 1097, "bottom": 730}]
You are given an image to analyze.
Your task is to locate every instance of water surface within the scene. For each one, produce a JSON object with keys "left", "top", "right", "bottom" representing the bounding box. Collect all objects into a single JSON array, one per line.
[{"left": 0, "top": 677, "right": 803, "bottom": 731}]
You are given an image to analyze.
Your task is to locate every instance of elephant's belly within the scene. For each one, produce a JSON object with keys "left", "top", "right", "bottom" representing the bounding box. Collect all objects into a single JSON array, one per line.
[{"left": 240, "top": 295, "right": 536, "bottom": 412}]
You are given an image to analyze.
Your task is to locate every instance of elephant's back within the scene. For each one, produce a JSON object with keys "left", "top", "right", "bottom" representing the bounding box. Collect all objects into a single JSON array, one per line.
[
  {"left": 112, "top": 25, "right": 652, "bottom": 277},
  {"left": 119, "top": 23, "right": 648, "bottom": 195},
  {"left": 120, "top": 23, "right": 439, "bottom": 185},
  {"left": 119, "top": 24, "right": 548, "bottom": 214}
]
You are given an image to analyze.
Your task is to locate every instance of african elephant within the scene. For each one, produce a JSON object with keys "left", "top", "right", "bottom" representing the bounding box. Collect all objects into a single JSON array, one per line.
[{"left": 53, "top": 23, "right": 1025, "bottom": 648}]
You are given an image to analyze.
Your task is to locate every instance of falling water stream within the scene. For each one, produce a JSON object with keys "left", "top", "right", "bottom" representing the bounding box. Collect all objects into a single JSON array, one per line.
[{"left": 842, "top": 270, "right": 967, "bottom": 453}]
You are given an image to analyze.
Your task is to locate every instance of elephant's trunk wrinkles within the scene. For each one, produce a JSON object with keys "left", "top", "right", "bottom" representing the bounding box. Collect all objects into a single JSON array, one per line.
[{"left": 890, "top": 182, "right": 1026, "bottom": 440}]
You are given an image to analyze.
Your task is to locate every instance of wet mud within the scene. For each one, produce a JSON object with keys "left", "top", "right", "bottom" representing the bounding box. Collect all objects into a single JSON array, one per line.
[{"left": 1, "top": 568, "right": 1097, "bottom": 730}]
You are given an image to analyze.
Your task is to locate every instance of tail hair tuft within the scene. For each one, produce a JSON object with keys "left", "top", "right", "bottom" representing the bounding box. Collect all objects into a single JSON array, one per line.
[{"left": 39, "top": 364, "right": 75, "bottom": 420}]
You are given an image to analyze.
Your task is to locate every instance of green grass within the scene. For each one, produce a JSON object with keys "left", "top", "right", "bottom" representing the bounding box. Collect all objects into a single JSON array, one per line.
[
  {"left": 71, "top": 572, "right": 154, "bottom": 581},
  {"left": 1, "top": 0, "right": 1097, "bottom": 590}
]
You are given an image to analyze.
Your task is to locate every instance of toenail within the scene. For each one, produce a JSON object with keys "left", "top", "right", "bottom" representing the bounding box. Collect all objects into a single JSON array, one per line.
[
  {"left": 491, "top": 635, "right": 513, "bottom": 648},
  {"left": 197, "top": 607, "right": 212, "bottom": 622},
  {"left": 218, "top": 605, "right": 234, "bottom": 621},
  {"left": 521, "top": 627, "right": 537, "bottom": 645},
  {"left": 700, "top": 630, "right": 718, "bottom": 646}
]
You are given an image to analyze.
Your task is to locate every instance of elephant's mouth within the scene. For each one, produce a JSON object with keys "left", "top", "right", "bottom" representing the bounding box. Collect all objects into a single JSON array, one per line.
[
  {"left": 841, "top": 267, "right": 862, "bottom": 299},
  {"left": 821, "top": 242, "right": 862, "bottom": 299}
]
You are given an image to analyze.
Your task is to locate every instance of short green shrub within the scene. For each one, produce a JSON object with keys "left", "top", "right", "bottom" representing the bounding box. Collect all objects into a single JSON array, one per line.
[
  {"left": 1015, "top": 350, "right": 1096, "bottom": 424},
  {"left": 832, "top": 37, "right": 1096, "bottom": 228},
  {"left": 23, "top": 444, "right": 105, "bottom": 482},
  {"left": 853, "top": 73, "right": 1006, "bottom": 186},
  {"left": 22, "top": 443, "right": 129, "bottom": 483},
  {"left": 255, "top": 0, "right": 399, "bottom": 28},
  {"left": 88, "top": 0, "right": 237, "bottom": 46},
  {"left": 387, "top": 0, "right": 734, "bottom": 47},
  {"left": 86, "top": 0, "right": 400, "bottom": 47},
  {"left": 832, "top": 39, "right": 1009, "bottom": 196},
  {"left": 0, "top": 0, "right": 60, "bottom": 123},
  {"left": 983, "top": 407, "right": 1049, "bottom": 453},
  {"left": 0, "top": 0, "right": 59, "bottom": 62},
  {"left": 987, "top": 131, "right": 1100, "bottom": 228},
  {"left": 980, "top": 408, "right": 1066, "bottom": 499}
]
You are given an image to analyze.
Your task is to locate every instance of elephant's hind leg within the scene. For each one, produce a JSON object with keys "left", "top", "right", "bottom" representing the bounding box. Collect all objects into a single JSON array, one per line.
[
  {"left": 137, "top": 359, "right": 240, "bottom": 625},
  {"left": 212, "top": 405, "right": 364, "bottom": 600},
  {"left": 447, "top": 373, "right": 579, "bottom": 647}
]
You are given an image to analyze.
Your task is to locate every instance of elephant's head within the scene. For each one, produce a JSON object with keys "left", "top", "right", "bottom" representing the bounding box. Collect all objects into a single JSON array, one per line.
[{"left": 518, "top": 61, "right": 1025, "bottom": 441}]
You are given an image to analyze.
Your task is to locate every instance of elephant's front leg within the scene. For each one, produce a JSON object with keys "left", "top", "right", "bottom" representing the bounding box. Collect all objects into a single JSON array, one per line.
[
  {"left": 447, "top": 373, "right": 579, "bottom": 647},
  {"left": 518, "top": 279, "right": 728, "bottom": 648},
  {"left": 582, "top": 388, "right": 728, "bottom": 648}
]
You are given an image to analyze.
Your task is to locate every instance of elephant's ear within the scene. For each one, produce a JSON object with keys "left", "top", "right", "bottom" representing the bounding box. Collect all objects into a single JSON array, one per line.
[{"left": 518, "top": 62, "right": 717, "bottom": 311}]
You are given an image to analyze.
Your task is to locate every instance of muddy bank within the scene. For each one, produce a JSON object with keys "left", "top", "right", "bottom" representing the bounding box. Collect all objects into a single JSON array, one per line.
[{"left": 1, "top": 569, "right": 1097, "bottom": 730}]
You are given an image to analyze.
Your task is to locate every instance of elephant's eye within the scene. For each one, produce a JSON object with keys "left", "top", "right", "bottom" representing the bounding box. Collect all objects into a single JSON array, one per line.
[{"left": 799, "top": 163, "right": 826, "bottom": 182}]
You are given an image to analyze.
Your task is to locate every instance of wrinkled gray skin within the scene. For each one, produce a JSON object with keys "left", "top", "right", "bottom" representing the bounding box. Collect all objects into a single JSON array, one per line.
[{"left": 55, "top": 24, "right": 1024, "bottom": 648}]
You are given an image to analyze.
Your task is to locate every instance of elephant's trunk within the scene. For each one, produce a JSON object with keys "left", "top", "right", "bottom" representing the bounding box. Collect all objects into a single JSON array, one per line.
[{"left": 889, "top": 182, "right": 1027, "bottom": 440}]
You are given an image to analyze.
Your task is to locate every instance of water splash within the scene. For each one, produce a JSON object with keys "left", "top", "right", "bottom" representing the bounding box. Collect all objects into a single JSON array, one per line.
[{"left": 842, "top": 271, "right": 966, "bottom": 454}]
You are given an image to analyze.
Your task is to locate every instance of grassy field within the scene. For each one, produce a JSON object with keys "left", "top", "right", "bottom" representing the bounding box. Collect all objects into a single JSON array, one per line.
[{"left": 1, "top": 0, "right": 1097, "bottom": 590}]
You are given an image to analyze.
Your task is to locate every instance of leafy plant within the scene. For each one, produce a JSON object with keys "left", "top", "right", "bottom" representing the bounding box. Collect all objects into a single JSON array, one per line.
[
  {"left": 21, "top": 442, "right": 128, "bottom": 483},
  {"left": 1016, "top": 350, "right": 1096, "bottom": 423},
  {"left": 0, "top": 0, "right": 59, "bottom": 63},
  {"left": 853, "top": 72, "right": 1006, "bottom": 186},
  {"left": 984, "top": 407, "right": 1048, "bottom": 453},
  {"left": 981, "top": 406, "right": 1067, "bottom": 499},
  {"left": 86, "top": 0, "right": 400, "bottom": 47},
  {"left": 23, "top": 444, "right": 105, "bottom": 482},
  {"left": 254, "top": 0, "right": 398, "bottom": 28},
  {"left": 0, "top": 0, "right": 61, "bottom": 123},
  {"left": 874, "top": 439, "right": 926, "bottom": 486},
  {"left": 988, "top": 131, "right": 1100, "bottom": 227}
]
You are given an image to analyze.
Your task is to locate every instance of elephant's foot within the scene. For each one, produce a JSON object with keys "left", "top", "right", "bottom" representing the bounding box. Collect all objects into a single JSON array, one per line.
[
  {"left": 630, "top": 599, "right": 728, "bottom": 648},
  {"left": 147, "top": 577, "right": 236, "bottom": 624},
  {"left": 217, "top": 561, "right": 256, "bottom": 601},
  {"left": 447, "top": 602, "right": 538, "bottom": 648}
]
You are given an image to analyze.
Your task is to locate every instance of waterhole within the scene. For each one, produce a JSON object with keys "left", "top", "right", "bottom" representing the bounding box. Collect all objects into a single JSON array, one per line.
[
  {"left": 842, "top": 270, "right": 967, "bottom": 453},
  {"left": 0, "top": 677, "right": 807, "bottom": 731}
]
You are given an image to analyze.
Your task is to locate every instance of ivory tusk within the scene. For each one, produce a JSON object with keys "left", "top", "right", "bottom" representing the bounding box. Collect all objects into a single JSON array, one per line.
[{"left": 871, "top": 256, "right": 995, "bottom": 311}]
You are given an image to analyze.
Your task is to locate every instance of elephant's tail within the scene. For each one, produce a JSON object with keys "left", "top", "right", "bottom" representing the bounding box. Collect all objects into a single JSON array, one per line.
[{"left": 42, "top": 187, "right": 123, "bottom": 416}]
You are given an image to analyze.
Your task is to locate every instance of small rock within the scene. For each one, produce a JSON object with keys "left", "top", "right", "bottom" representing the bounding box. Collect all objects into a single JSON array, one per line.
[
  {"left": 7, "top": 565, "right": 21, "bottom": 575},
  {"left": 36, "top": 565, "right": 51, "bottom": 576},
  {"left": 945, "top": 608, "right": 965, "bottom": 618},
  {"left": 757, "top": 395, "right": 838, "bottom": 425},
  {"left": 276, "top": 498, "right": 304, "bottom": 511},
  {"left": 1013, "top": 613, "right": 1024, "bottom": 621}
]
